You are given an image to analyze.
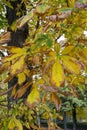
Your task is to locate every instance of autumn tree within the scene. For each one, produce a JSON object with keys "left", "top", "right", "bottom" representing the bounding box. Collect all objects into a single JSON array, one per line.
[{"left": 0, "top": 0, "right": 87, "bottom": 129}]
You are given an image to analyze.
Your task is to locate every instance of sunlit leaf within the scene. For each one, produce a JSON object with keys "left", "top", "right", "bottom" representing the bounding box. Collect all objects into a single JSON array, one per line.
[
  {"left": 2, "top": 47, "right": 27, "bottom": 63},
  {"left": 8, "top": 117, "right": 23, "bottom": 130},
  {"left": 61, "top": 45, "right": 75, "bottom": 55},
  {"left": 51, "top": 58, "right": 64, "bottom": 87},
  {"left": 18, "top": 10, "right": 34, "bottom": 28},
  {"left": 11, "top": 84, "right": 17, "bottom": 97},
  {"left": 77, "top": 47, "right": 87, "bottom": 65},
  {"left": 61, "top": 56, "right": 81, "bottom": 74},
  {"left": 54, "top": 44, "right": 60, "bottom": 54},
  {"left": 11, "top": 56, "right": 26, "bottom": 75},
  {"left": 17, "top": 72, "right": 26, "bottom": 85},
  {"left": 25, "top": 84, "right": 40, "bottom": 108},
  {"left": 36, "top": 4, "right": 50, "bottom": 14}
]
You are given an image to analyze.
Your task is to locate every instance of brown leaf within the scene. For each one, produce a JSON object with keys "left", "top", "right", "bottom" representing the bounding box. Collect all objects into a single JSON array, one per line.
[
  {"left": 14, "top": 81, "right": 32, "bottom": 98},
  {"left": 0, "top": 62, "right": 10, "bottom": 74},
  {"left": 41, "top": 84, "right": 58, "bottom": 92},
  {"left": 0, "top": 32, "right": 11, "bottom": 44},
  {"left": 32, "top": 55, "right": 40, "bottom": 65},
  {"left": 51, "top": 93, "right": 61, "bottom": 110}
]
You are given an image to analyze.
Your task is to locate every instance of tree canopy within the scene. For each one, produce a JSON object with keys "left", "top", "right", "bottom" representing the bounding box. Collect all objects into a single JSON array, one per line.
[{"left": 0, "top": 0, "right": 87, "bottom": 129}]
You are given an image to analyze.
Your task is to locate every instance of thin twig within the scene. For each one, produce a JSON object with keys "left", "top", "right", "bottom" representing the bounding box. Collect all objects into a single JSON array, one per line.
[{"left": 0, "top": 87, "right": 12, "bottom": 96}]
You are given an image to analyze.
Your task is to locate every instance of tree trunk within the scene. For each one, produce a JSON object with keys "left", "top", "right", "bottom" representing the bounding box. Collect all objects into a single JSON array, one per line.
[
  {"left": 72, "top": 106, "right": 77, "bottom": 130},
  {"left": 6, "top": 0, "right": 28, "bottom": 109},
  {"left": 63, "top": 111, "right": 67, "bottom": 130}
]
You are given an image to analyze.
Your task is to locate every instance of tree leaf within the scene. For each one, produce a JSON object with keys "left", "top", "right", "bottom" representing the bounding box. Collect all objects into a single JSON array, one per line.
[
  {"left": 2, "top": 47, "right": 27, "bottom": 63},
  {"left": 51, "top": 93, "right": 61, "bottom": 110},
  {"left": 11, "top": 56, "right": 26, "bottom": 75},
  {"left": 25, "top": 84, "right": 40, "bottom": 109},
  {"left": 8, "top": 46, "right": 27, "bottom": 54},
  {"left": 36, "top": 4, "right": 50, "bottom": 14},
  {"left": 18, "top": 10, "right": 34, "bottom": 28},
  {"left": 77, "top": 47, "right": 87, "bottom": 65},
  {"left": 0, "top": 62, "right": 10, "bottom": 74},
  {"left": 61, "top": 56, "right": 81, "bottom": 74},
  {"left": 17, "top": 72, "right": 26, "bottom": 85},
  {"left": 61, "top": 45, "right": 75, "bottom": 55},
  {"left": 8, "top": 117, "right": 23, "bottom": 130},
  {"left": 51, "top": 58, "right": 64, "bottom": 87},
  {"left": 0, "top": 32, "right": 11, "bottom": 44},
  {"left": 14, "top": 82, "right": 32, "bottom": 98}
]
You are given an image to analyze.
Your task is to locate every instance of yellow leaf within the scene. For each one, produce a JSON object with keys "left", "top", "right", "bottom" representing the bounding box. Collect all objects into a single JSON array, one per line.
[
  {"left": 61, "top": 45, "right": 75, "bottom": 55},
  {"left": 51, "top": 58, "right": 64, "bottom": 87},
  {"left": 8, "top": 117, "right": 23, "bottom": 130},
  {"left": 54, "top": 44, "right": 60, "bottom": 54},
  {"left": 42, "top": 111, "right": 50, "bottom": 119},
  {"left": 9, "top": 46, "right": 27, "bottom": 54},
  {"left": 2, "top": 47, "right": 27, "bottom": 63},
  {"left": 25, "top": 84, "right": 40, "bottom": 109},
  {"left": 11, "top": 56, "right": 26, "bottom": 75},
  {"left": 83, "top": 48, "right": 87, "bottom": 59},
  {"left": 68, "top": 0, "right": 75, "bottom": 7},
  {"left": 36, "top": 4, "right": 50, "bottom": 14},
  {"left": 61, "top": 56, "right": 81, "bottom": 74},
  {"left": 17, "top": 72, "right": 26, "bottom": 85},
  {"left": 11, "top": 84, "right": 17, "bottom": 97},
  {"left": 24, "top": 69, "right": 30, "bottom": 77},
  {"left": 77, "top": 47, "right": 87, "bottom": 65}
]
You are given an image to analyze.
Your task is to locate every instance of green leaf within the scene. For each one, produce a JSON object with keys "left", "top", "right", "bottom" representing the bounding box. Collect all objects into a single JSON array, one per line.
[
  {"left": 35, "top": 34, "right": 53, "bottom": 49},
  {"left": 36, "top": 4, "right": 50, "bottom": 14},
  {"left": 18, "top": 10, "right": 34, "bottom": 28}
]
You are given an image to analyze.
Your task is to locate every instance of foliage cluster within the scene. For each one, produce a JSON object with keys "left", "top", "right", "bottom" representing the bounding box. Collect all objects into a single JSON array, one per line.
[{"left": 0, "top": 0, "right": 87, "bottom": 129}]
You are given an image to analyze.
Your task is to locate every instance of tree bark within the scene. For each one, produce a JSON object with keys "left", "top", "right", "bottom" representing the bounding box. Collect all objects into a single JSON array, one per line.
[
  {"left": 63, "top": 111, "right": 67, "bottom": 130},
  {"left": 6, "top": 0, "right": 28, "bottom": 109},
  {"left": 72, "top": 106, "right": 77, "bottom": 130}
]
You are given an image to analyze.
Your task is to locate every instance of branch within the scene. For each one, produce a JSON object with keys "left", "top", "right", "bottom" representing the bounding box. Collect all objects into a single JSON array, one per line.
[
  {"left": 45, "top": 10, "right": 72, "bottom": 21},
  {"left": 45, "top": 2, "right": 87, "bottom": 22},
  {"left": 0, "top": 87, "right": 12, "bottom": 96},
  {"left": 75, "top": 2, "right": 87, "bottom": 9}
]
